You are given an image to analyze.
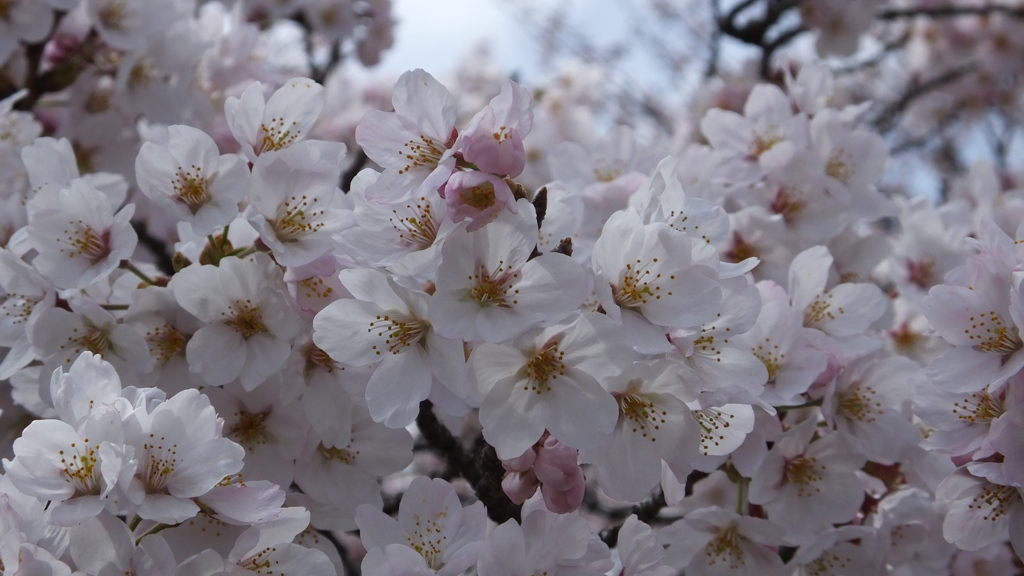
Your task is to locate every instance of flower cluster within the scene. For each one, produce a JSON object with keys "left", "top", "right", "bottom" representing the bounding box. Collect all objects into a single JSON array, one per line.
[{"left": 2, "top": 3, "right": 1024, "bottom": 574}]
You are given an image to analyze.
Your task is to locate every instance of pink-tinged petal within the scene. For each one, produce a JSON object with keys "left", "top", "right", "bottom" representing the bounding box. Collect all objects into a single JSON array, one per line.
[
  {"left": 478, "top": 521, "right": 526, "bottom": 576},
  {"left": 365, "top": 349, "right": 432, "bottom": 427},
  {"left": 50, "top": 496, "right": 106, "bottom": 526},
  {"left": 225, "top": 81, "right": 265, "bottom": 160},
  {"left": 789, "top": 245, "right": 833, "bottom": 311},
  {"left": 167, "top": 437, "right": 244, "bottom": 497},
  {"left": 469, "top": 343, "right": 528, "bottom": 401},
  {"left": 138, "top": 493, "right": 201, "bottom": 524},
  {"left": 186, "top": 323, "right": 247, "bottom": 386},
  {"left": 925, "top": 346, "right": 1001, "bottom": 392},
  {"left": 541, "top": 369, "right": 618, "bottom": 451},
  {"left": 201, "top": 481, "right": 285, "bottom": 525},
  {"left": 262, "top": 78, "right": 325, "bottom": 145},
  {"left": 339, "top": 268, "right": 408, "bottom": 310},
  {"left": 589, "top": 417, "right": 664, "bottom": 502},
  {"left": 701, "top": 109, "right": 752, "bottom": 155},
  {"left": 392, "top": 69, "right": 457, "bottom": 142},
  {"left": 481, "top": 377, "right": 547, "bottom": 460},
  {"left": 355, "top": 503, "right": 407, "bottom": 554},
  {"left": 237, "top": 333, "right": 291, "bottom": 391},
  {"left": 313, "top": 298, "right": 394, "bottom": 367},
  {"left": 514, "top": 253, "right": 588, "bottom": 322}
]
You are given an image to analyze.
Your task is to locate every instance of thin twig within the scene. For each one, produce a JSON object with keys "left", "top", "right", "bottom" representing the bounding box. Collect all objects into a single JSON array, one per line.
[
  {"left": 878, "top": 3, "right": 1024, "bottom": 20},
  {"left": 872, "top": 63, "right": 979, "bottom": 132}
]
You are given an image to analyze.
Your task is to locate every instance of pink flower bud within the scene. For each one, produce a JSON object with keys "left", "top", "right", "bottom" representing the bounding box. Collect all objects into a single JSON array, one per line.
[{"left": 441, "top": 171, "right": 517, "bottom": 231}]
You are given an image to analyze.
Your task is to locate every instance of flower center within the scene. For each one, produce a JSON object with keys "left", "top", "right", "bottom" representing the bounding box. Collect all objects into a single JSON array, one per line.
[
  {"left": 706, "top": 525, "right": 745, "bottom": 569},
  {"left": 274, "top": 194, "right": 326, "bottom": 242},
  {"left": 304, "top": 343, "right": 339, "bottom": 376},
  {"left": 770, "top": 188, "right": 807, "bottom": 222},
  {"left": 724, "top": 231, "right": 760, "bottom": 263},
  {"left": 784, "top": 455, "right": 823, "bottom": 496},
  {"left": 825, "top": 149, "right": 852, "bottom": 185},
  {"left": 952, "top": 390, "right": 1004, "bottom": 424},
  {"left": 225, "top": 301, "right": 266, "bottom": 339},
  {"left": 905, "top": 258, "right": 936, "bottom": 290},
  {"left": 397, "top": 135, "right": 446, "bottom": 175},
  {"left": 964, "top": 310, "right": 1023, "bottom": 355},
  {"left": 613, "top": 258, "right": 672, "bottom": 309},
  {"left": 469, "top": 262, "right": 519, "bottom": 308},
  {"left": 59, "top": 438, "right": 101, "bottom": 496},
  {"left": 459, "top": 182, "right": 497, "bottom": 211},
  {"left": 751, "top": 338, "right": 784, "bottom": 382},
  {"left": 61, "top": 221, "right": 112, "bottom": 264},
  {"left": 140, "top": 435, "right": 178, "bottom": 493},
  {"left": 804, "top": 292, "right": 844, "bottom": 327},
  {"left": 172, "top": 165, "right": 210, "bottom": 214},
  {"left": 318, "top": 442, "right": 358, "bottom": 465},
  {"left": 838, "top": 385, "right": 882, "bottom": 423},
  {"left": 972, "top": 483, "right": 1019, "bottom": 523},
  {"left": 147, "top": 323, "right": 187, "bottom": 364},
  {"left": 227, "top": 410, "right": 270, "bottom": 450},
  {"left": 406, "top": 513, "right": 447, "bottom": 570},
  {"left": 693, "top": 408, "right": 736, "bottom": 455},
  {"left": 77, "top": 321, "right": 112, "bottom": 356},
  {"left": 616, "top": 384, "right": 666, "bottom": 443},
  {"left": 522, "top": 340, "right": 566, "bottom": 393},
  {"left": 97, "top": 1, "right": 127, "bottom": 30},
  {"left": 368, "top": 312, "right": 430, "bottom": 355},
  {"left": 391, "top": 197, "right": 440, "bottom": 250},
  {"left": 256, "top": 117, "right": 300, "bottom": 155}
]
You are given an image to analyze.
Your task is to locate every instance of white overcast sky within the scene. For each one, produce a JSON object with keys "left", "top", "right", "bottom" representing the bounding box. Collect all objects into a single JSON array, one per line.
[{"left": 372, "top": 0, "right": 629, "bottom": 81}]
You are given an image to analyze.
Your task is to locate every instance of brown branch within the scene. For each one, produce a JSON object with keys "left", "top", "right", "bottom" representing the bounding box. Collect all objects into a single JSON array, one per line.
[
  {"left": 340, "top": 148, "right": 368, "bottom": 192},
  {"left": 871, "top": 63, "right": 979, "bottom": 132},
  {"left": 415, "top": 401, "right": 522, "bottom": 524},
  {"left": 878, "top": 3, "right": 1024, "bottom": 20}
]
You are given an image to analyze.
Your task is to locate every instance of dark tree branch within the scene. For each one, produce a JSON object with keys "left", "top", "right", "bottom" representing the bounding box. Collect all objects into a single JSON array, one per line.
[
  {"left": 341, "top": 148, "right": 368, "bottom": 192},
  {"left": 131, "top": 221, "right": 175, "bottom": 276},
  {"left": 717, "top": 0, "right": 805, "bottom": 79},
  {"left": 878, "top": 3, "right": 1024, "bottom": 20},
  {"left": 872, "top": 63, "right": 979, "bottom": 132},
  {"left": 317, "top": 530, "right": 361, "bottom": 576},
  {"left": 415, "top": 401, "right": 522, "bottom": 524}
]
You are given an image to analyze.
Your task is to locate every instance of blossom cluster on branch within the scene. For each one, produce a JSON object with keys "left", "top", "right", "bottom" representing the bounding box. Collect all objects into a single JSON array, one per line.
[{"left": 2, "top": 0, "right": 1024, "bottom": 575}]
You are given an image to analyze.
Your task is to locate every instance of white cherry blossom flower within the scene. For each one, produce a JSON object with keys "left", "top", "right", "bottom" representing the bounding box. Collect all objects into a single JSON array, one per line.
[
  {"left": 593, "top": 207, "right": 722, "bottom": 353},
  {"left": 245, "top": 142, "right": 347, "bottom": 267},
  {"left": 4, "top": 409, "right": 133, "bottom": 526},
  {"left": 477, "top": 495, "right": 612, "bottom": 576},
  {"left": 357, "top": 477, "right": 486, "bottom": 576},
  {"left": 581, "top": 360, "right": 702, "bottom": 502},
  {"left": 171, "top": 254, "right": 300, "bottom": 390},
  {"left": 225, "top": 78, "right": 327, "bottom": 163},
  {"left": 938, "top": 467, "right": 1024, "bottom": 556},
  {"left": 313, "top": 268, "right": 466, "bottom": 428},
  {"left": 660, "top": 506, "right": 789, "bottom": 576},
  {"left": 293, "top": 405, "right": 413, "bottom": 531},
  {"left": 431, "top": 199, "right": 588, "bottom": 343},
  {"left": 355, "top": 69, "right": 458, "bottom": 202},
  {"left": 135, "top": 125, "right": 249, "bottom": 236},
  {"left": 469, "top": 312, "right": 631, "bottom": 459},
  {"left": 27, "top": 179, "right": 137, "bottom": 289},
  {"left": 122, "top": 388, "right": 245, "bottom": 523},
  {"left": 822, "top": 355, "right": 921, "bottom": 464},
  {"left": 748, "top": 418, "right": 867, "bottom": 545},
  {"left": 335, "top": 179, "right": 457, "bottom": 280}
]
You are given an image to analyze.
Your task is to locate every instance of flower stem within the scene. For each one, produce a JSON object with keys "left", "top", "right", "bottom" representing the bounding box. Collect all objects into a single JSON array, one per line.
[
  {"left": 135, "top": 522, "right": 172, "bottom": 545},
  {"left": 122, "top": 261, "right": 156, "bottom": 285}
]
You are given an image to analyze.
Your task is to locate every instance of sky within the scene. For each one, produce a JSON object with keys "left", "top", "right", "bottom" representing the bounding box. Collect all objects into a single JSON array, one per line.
[{"left": 374, "top": 0, "right": 542, "bottom": 78}]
